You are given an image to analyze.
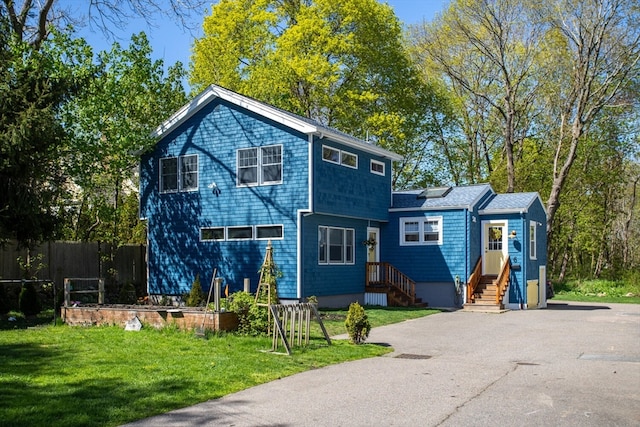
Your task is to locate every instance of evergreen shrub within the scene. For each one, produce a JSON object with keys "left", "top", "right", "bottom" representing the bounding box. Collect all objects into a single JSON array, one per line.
[
  {"left": 185, "top": 274, "right": 205, "bottom": 307},
  {"left": 345, "top": 302, "right": 371, "bottom": 344}
]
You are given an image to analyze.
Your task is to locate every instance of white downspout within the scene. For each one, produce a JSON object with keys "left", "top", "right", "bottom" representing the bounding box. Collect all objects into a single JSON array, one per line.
[{"left": 296, "top": 134, "right": 314, "bottom": 300}]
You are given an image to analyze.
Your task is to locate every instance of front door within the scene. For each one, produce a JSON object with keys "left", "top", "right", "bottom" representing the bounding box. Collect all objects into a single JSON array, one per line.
[
  {"left": 483, "top": 221, "right": 507, "bottom": 275},
  {"left": 366, "top": 227, "right": 380, "bottom": 283}
]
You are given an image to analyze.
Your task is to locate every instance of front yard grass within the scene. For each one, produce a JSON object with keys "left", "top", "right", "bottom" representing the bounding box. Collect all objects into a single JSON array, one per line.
[
  {"left": 551, "top": 279, "right": 640, "bottom": 304},
  {"left": 0, "top": 306, "right": 437, "bottom": 427},
  {"left": 317, "top": 306, "right": 441, "bottom": 337}
]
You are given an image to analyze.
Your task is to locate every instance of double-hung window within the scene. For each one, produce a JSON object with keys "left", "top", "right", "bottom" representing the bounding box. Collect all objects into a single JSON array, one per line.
[
  {"left": 529, "top": 221, "right": 537, "bottom": 260},
  {"left": 160, "top": 154, "right": 198, "bottom": 193},
  {"left": 400, "top": 217, "right": 442, "bottom": 245},
  {"left": 318, "top": 226, "right": 355, "bottom": 264},
  {"left": 237, "top": 145, "right": 282, "bottom": 186}
]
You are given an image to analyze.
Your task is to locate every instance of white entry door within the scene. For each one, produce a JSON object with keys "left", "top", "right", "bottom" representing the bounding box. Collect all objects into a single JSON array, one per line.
[
  {"left": 366, "top": 227, "right": 380, "bottom": 283},
  {"left": 482, "top": 221, "right": 507, "bottom": 275}
]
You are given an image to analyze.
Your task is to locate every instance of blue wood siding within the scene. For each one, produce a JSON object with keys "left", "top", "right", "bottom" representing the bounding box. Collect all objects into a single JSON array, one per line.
[
  {"left": 300, "top": 214, "right": 369, "bottom": 298},
  {"left": 140, "top": 100, "right": 309, "bottom": 297},
  {"left": 480, "top": 213, "right": 526, "bottom": 305},
  {"left": 525, "top": 199, "right": 548, "bottom": 282},
  {"left": 313, "top": 140, "right": 391, "bottom": 221},
  {"left": 381, "top": 209, "right": 469, "bottom": 282}
]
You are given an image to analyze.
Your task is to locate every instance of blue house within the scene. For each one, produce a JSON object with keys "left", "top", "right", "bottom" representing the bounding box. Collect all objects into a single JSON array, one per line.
[
  {"left": 384, "top": 185, "right": 548, "bottom": 310},
  {"left": 139, "top": 85, "right": 548, "bottom": 310}
]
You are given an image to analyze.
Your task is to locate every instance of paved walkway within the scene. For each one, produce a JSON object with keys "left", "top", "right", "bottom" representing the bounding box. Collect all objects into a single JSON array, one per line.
[{"left": 124, "top": 301, "right": 640, "bottom": 426}]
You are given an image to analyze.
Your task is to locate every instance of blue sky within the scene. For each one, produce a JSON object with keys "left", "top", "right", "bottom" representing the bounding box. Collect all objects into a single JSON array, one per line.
[{"left": 73, "top": 0, "right": 448, "bottom": 75}]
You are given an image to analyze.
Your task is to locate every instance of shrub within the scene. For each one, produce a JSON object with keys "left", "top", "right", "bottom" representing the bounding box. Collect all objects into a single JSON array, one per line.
[
  {"left": 185, "top": 275, "right": 206, "bottom": 307},
  {"left": 19, "top": 282, "right": 41, "bottom": 316},
  {"left": 227, "top": 291, "right": 269, "bottom": 335},
  {"left": 345, "top": 302, "right": 371, "bottom": 344}
]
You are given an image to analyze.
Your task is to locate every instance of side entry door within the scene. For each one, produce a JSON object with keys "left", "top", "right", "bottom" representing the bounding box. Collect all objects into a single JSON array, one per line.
[{"left": 483, "top": 221, "right": 507, "bottom": 275}]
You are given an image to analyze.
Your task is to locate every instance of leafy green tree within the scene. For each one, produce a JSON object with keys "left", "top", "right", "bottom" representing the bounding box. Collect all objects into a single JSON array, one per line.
[
  {"left": 0, "top": 25, "right": 92, "bottom": 248},
  {"left": 191, "top": 0, "right": 446, "bottom": 188},
  {"left": 62, "top": 33, "right": 187, "bottom": 244}
]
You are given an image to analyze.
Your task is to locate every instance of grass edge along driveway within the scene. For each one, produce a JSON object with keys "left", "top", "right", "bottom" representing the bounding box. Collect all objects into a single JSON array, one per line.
[{"left": 0, "top": 307, "right": 439, "bottom": 427}]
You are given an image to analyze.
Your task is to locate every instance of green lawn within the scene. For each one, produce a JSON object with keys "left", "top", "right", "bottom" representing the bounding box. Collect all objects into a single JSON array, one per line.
[
  {"left": 317, "top": 306, "right": 441, "bottom": 337},
  {"left": 551, "top": 279, "right": 640, "bottom": 304},
  {"left": 0, "top": 306, "right": 437, "bottom": 427}
]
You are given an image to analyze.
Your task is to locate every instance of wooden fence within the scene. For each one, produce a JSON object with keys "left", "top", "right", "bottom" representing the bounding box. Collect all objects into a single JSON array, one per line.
[{"left": 0, "top": 241, "right": 146, "bottom": 300}]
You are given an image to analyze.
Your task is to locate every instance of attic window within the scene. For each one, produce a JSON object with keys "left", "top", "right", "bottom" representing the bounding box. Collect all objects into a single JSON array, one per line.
[{"left": 418, "top": 186, "right": 452, "bottom": 199}]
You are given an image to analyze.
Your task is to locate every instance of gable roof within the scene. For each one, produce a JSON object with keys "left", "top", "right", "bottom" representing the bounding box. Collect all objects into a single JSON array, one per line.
[
  {"left": 391, "top": 184, "right": 493, "bottom": 211},
  {"left": 478, "top": 192, "right": 547, "bottom": 215},
  {"left": 152, "top": 84, "right": 402, "bottom": 161}
]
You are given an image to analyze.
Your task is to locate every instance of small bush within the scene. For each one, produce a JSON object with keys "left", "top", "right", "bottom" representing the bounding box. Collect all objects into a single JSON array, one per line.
[
  {"left": 19, "top": 282, "right": 41, "bottom": 316},
  {"left": 345, "top": 302, "right": 371, "bottom": 344},
  {"left": 227, "top": 291, "right": 269, "bottom": 335},
  {"left": 185, "top": 275, "right": 206, "bottom": 307}
]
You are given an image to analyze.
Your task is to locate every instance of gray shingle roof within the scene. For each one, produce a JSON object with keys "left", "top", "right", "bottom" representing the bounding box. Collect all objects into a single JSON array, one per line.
[
  {"left": 392, "top": 184, "right": 493, "bottom": 210},
  {"left": 479, "top": 192, "right": 540, "bottom": 213}
]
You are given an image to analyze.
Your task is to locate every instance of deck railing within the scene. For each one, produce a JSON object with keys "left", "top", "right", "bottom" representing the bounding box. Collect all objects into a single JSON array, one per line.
[
  {"left": 365, "top": 262, "right": 416, "bottom": 304},
  {"left": 495, "top": 256, "right": 510, "bottom": 305},
  {"left": 466, "top": 257, "right": 482, "bottom": 303}
]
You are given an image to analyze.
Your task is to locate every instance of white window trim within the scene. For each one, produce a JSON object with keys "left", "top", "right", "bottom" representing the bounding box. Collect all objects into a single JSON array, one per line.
[
  {"left": 256, "top": 224, "right": 284, "bottom": 240},
  {"left": 341, "top": 151, "right": 358, "bottom": 169},
  {"left": 200, "top": 227, "right": 225, "bottom": 242},
  {"left": 236, "top": 144, "right": 283, "bottom": 187},
  {"left": 529, "top": 221, "right": 537, "bottom": 260},
  {"left": 318, "top": 226, "right": 355, "bottom": 265},
  {"left": 399, "top": 216, "right": 443, "bottom": 246},
  {"left": 159, "top": 154, "right": 199, "bottom": 193},
  {"left": 201, "top": 225, "right": 284, "bottom": 241},
  {"left": 322, "top": 145, "right": 358, "bottom": 169},
  {"left": 227, "top": 225, "right": 254, "bottom": 241},
  {"left": 370, "top": 159, "right": 385, "bottom": 176},
  {"left": 322, "top": 146, "right": 340, "bottom": 165}
]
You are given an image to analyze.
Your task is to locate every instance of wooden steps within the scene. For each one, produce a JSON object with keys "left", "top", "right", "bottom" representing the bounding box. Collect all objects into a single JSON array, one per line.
[{"left": 463, "top": 275, "right": 506, "bottom": 312}]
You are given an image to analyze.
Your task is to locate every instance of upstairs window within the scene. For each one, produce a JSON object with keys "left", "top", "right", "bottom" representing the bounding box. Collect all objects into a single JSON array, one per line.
[
  {"left": 237, "top": 145, "right": 282, "bottom": 186},
  {"left": 322, "top": 145, "right": 358, "bottom": 169},
  {"left": 160, "top": 154, "right": 198, "bottom": 193},
  {"left": 400, "top": 217, "right": 442, "bottom": 245},
  {"left": 370, "top": 160, "right": 385, "bottom": 176}
]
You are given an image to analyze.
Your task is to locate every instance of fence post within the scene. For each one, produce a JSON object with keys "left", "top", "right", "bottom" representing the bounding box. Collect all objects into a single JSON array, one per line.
[
  {"left": 64, "top": 278, "right": 70, "bottom": 307},
  {"left": 98, "top": 278, "right": 105, "bottom": 304}
]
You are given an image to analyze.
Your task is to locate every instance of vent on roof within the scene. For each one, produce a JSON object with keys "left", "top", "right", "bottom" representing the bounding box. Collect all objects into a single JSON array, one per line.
[{"left": 418, "top": 186, "right": 452, "bottom": 199}]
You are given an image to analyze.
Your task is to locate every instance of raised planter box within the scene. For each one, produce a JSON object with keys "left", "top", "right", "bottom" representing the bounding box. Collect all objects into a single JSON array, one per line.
[{"left": 61, "top": 305, "right": 238, "bottom": 331}]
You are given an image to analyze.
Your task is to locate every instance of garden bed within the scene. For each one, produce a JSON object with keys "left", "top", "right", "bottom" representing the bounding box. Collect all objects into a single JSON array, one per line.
[{"left": 61, "top": 304, "right": 238, "bottom": 331}]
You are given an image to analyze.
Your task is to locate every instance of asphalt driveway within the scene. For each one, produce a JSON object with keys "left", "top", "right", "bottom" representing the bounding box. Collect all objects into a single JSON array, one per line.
[{"left": 124, "top": 301, "right": 640, "bottom": 426}]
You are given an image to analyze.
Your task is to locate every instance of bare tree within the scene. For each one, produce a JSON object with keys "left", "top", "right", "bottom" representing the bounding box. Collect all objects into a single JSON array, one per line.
[
  {"left": 413, "top": 0, "right": 545, "bottom": 192},
  {"left": 1, "top": 0, "right": 206, "bottom": 48},
  {"left": 540, "top": 0, "right": 640, "bottom": 241}
]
